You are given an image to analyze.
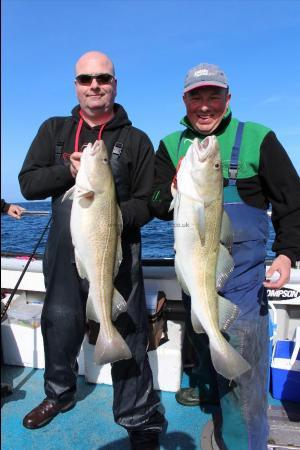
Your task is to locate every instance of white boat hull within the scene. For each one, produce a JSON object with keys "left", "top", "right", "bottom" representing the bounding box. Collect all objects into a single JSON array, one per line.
[{"left": 1, "top": 255, "right": 300, "bottom": 392}]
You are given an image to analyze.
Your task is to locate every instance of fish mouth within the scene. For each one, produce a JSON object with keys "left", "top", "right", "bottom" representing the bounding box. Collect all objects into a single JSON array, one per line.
[
  {"left": 91, "top": 141, "right": 109, "bottom": 162},
  {"left": 83, "top": 141, "right": 108, "bottom": 162},
  {"left": 85, "top": 141, "right": 101, "bottom": 156},
  {"left": 196, "top": 136, "right": 217, "bottom": 162}
]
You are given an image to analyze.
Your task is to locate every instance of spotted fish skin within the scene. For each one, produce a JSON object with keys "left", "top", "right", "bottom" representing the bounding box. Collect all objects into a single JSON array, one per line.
[
  {"left": 63, "top": 140, "right": 132, "bottom": 365},
  {"left": 172, "top": 136, "right": 250, "bottom": 380}
]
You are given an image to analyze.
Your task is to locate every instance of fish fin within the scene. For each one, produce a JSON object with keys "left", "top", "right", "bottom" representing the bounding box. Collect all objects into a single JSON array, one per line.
[
  {"left": 174, "top": 258, "right": 190, "bottom": 296},
  {"left": 210, "top": 338, "right": 251, "bottom": 380},
  {"left": 94, "top": 326, "right": 132, "bottom": 365},
  {"left": 111, "top": 288, "right": 127, "bottom": 321},
  {"left": 169, "top": 198, "right": 175, "bottom": 212},
  {"left": 113, "top": 207, "right": 123, "bottom": 278},
  {"left": 75, "top": 164, "right": 94, "bottom": 195},
  {"left": 62, "top": 185, "right": 76, "bottom": 202},
  {"left": 220, "top": 210, "right": 233, "bottom": 250},
  {"left": 75, "top": 189, "right": 94, "bottom": 199},
  {"left": 116, "top": 205, "right": 123, "bottom": 236},
  {"left": 218, "top": 295, "right": 239, "bottom": 332},
  {"left": 216, "top": 244, "right": 234, "bottom": 291},
  {"left": 171, "top": 182, "right": 177, "bottom": 198},
  {"left": 74, "top": 249, "right": 87, "bottom": 280},
  {"left": 195, "top": 201, "right": 206, "bottom": 246},
  {"left": 86, "top": 294, "right": 99, "bottom": 323},
  {"left": 169, "top": 188, "right": 180, "bottom": 212},
  {"left": 114, "top": 236, "right": 122, "bottom": 279},
  {"left": 191, "top": 309, "right": 205, "bottom": 334}
]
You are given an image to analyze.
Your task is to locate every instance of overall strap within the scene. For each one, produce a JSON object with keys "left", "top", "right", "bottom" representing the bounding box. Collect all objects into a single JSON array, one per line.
[
  {"left": 54, "top": 118, "right": 74, "bottom": 164},
  {"left": 228, "top": 121, "right": 244, "bottom": 186},
  {"left": 110, "top": 126, "right": 130, "bottom": 162},
  {"left": 55, "top": 141, "right": 64, "bottom": 164},
  {"left": 110, "top": 126, "right": 131, "bottom": 202}
]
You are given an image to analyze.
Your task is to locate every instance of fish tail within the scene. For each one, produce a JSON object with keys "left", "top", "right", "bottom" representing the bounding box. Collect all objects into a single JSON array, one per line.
[
  {"left": 210, "top": 338, "right": 251, "bottom": 380},
  {"left": 94, "top": 326, "right": 132, "bottom": 365}
]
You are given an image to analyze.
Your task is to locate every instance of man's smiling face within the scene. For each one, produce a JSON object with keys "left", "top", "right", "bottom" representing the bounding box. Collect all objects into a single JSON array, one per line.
[{"left": 183, "top": 86, "right": 231, "bottom": 135}]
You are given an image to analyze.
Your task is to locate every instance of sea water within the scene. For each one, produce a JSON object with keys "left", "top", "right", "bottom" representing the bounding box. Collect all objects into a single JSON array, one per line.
[{"left": 1, "top": 200, "right": 276, "bottom": 259}]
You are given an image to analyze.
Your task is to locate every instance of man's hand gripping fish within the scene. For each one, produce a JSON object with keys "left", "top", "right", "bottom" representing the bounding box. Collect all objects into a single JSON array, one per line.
[
  {"left": 63, "top": 140, "right": 132, "bottom": 365},
  {"left": 171, "top": 136, "right": 250, "bottom": 380}
]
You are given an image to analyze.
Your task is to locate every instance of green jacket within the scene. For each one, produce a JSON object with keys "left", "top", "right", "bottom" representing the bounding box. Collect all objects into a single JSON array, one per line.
[
  {"left": 150, "top": 109, "right": 300, "bottom": 265},
  {"left": 163, "top": 109, "right": 270, "bottom": 180}
]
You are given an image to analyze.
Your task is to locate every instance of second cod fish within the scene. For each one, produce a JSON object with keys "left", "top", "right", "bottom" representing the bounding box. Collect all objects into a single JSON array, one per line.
[
  {"left": 171, "top": 136, "right": 250, "bottom": 380},
  {"left": 63, "top": 140, "right": 132, "bottom": 365}
]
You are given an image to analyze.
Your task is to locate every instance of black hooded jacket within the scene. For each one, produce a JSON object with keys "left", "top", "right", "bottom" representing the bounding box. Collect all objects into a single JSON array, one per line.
[{"left": 19, "top": 103, "right": 154, "bottom": 232}]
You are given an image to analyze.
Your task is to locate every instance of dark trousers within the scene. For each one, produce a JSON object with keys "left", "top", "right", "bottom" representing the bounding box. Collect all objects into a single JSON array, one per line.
[{"left": 41, "top": 207, "right": 164, "bottom": 433}]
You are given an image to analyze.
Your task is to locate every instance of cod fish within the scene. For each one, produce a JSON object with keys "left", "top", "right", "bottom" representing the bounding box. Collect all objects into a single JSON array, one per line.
[
  {"left": 62, "top": 140, "right": 132, "bottom": 365},
  {"left": 171, "top": 136, "right": 250, "bottom": 380}
]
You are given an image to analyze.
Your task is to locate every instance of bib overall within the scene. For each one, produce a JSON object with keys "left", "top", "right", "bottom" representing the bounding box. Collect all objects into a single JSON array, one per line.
[
  {"left": 183, "top": 123, "right": 270, "bottom": 450},
  {"left": 41, "top": 128, "right": 164, "bottom": 436}
]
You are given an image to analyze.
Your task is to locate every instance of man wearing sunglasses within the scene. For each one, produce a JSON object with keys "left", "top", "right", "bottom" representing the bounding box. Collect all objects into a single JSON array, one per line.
[
  {"left": 150, "top": 63, "right": 300, "bottom": 449},
  {"left": 19, "top": 51, "right": 166, "bottom": 450}
]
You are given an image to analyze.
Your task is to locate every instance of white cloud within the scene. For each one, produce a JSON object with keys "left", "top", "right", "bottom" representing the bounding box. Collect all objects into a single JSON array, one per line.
[
  {"left": 259, "top": 94, "right": 300, "bottom": 106},
  {"left": 259, "top": 95, "right": 284, "bottom": 106}
]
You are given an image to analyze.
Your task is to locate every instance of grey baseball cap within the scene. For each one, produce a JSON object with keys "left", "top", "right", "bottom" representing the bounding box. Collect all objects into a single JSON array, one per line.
[{"left": 184, "top": 63, "right": 228, "bottom": 93}]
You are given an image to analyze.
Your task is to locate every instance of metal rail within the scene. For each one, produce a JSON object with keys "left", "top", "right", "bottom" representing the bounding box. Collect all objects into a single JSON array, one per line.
[{"left": 1, "top": 216, "right": 52, "bottom": 322}]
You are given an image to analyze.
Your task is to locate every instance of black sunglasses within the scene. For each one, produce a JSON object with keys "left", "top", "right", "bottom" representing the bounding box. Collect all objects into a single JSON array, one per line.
[{"left": 75, "top": 73, "right": 115, "bottom": 85}]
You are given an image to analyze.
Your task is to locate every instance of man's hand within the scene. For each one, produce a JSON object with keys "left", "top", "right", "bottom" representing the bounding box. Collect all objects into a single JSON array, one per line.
[
  {"left": 70, "top": 152, "right": 82, "bottom": 178},
  {"left": 7, "top": 204, "right": 25, "bottom": 219},
  {"left": 263, "top": 254, "right": 291, "bottom": 289}
]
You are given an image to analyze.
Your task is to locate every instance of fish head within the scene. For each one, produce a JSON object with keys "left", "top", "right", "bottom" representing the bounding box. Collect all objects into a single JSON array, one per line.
[
  {"left": 76, "top": 140, "right": 112, "bottom": 195},
  {"left": 177, "top": 136, "right": 223, "bottom": 203}
]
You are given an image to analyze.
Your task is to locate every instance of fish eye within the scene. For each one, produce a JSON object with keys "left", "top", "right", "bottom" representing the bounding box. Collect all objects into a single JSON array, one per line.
[
  {"left": 214, "top": 162, "right": 220, "bottom": 169},
  {"left": 103, "top": 158, "right": 108, "bottom": 163}
]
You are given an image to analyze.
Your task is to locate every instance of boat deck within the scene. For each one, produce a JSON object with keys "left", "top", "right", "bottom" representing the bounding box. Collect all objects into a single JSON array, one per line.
[
  {"left": 1, "top": 254, "right": 300, "bottom": 449},
  {"left": 2, "top": 364, "right": 299, "bottom": 450}
]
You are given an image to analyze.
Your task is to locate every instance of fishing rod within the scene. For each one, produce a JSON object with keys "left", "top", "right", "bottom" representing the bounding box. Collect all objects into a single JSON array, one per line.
[
  {"left": 20, "top": 210, "right": 50, "bottom": 216},
  {"left": 1, "top": 215, "right": 52, "bottom": 322}
]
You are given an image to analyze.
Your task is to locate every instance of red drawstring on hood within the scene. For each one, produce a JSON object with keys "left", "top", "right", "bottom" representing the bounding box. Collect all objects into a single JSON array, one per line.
[{"left": 74, "top": 110, "right": 107, "bottom": 152}]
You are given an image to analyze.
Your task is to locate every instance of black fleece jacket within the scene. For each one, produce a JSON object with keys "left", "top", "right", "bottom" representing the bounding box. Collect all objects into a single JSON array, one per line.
[
  {"left": 1, "top": 199, "right": 10, "bottom": 213},
  {"left": 18, "top": 104, "right": 154, "bottom": 230}
]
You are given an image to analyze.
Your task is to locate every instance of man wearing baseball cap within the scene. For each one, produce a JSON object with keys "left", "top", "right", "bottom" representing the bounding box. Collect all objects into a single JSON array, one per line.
[{"left": 150, "top": 63, "right": 300, "bottom": 449}]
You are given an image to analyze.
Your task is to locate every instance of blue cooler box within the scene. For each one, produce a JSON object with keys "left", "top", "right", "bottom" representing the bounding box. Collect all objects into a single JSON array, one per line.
[{"left": 271, "top": 340, "right": 300, "bottom": 403}]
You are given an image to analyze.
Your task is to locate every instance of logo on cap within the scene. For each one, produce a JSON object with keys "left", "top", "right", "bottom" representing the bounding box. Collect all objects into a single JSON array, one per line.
[{"left": 184, "top": 63, "right": 228, "bottom": 93}]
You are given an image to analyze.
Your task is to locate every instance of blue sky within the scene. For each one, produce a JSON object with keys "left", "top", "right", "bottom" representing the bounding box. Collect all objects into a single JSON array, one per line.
[{"left": 2, "top": 0, "right": 300, "bottom": 202}]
